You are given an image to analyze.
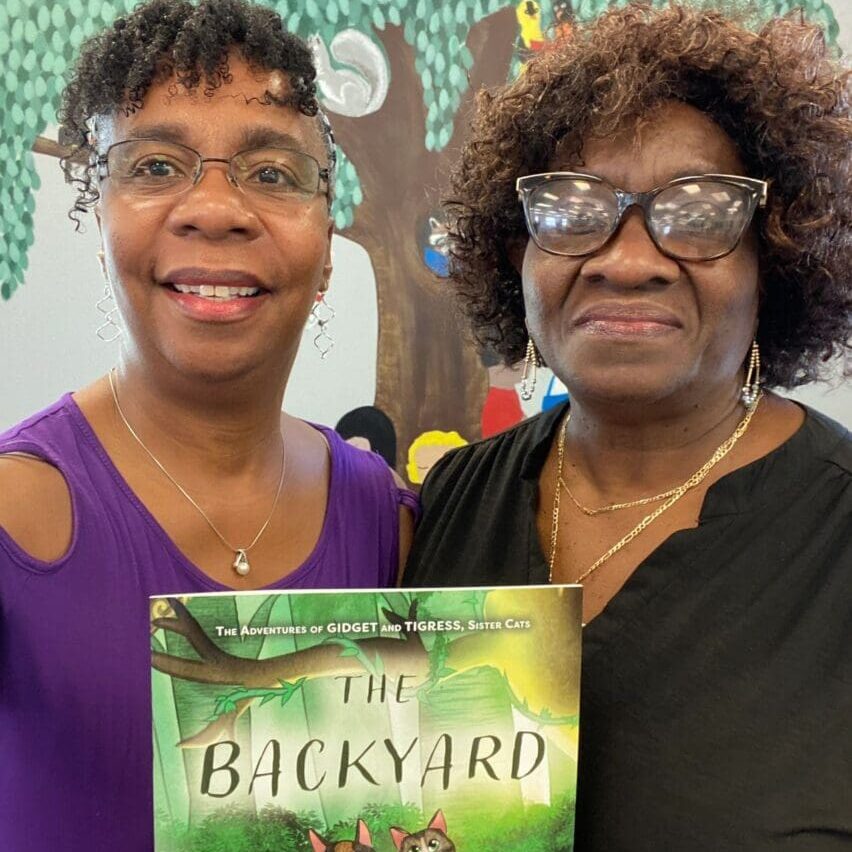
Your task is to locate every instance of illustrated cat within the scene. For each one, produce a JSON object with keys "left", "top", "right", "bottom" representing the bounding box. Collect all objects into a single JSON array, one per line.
[
  {"left": 389, "top": 810, "right": 456, "bottom": 852},
  {"left": 308, "top": 818, "right": 375, "bottom": 852}
]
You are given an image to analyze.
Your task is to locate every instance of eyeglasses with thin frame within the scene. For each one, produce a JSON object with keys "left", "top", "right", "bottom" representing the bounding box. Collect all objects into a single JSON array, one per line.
[
  {"left": 516, "top": 172, "right": 768, "bottom": 262},
  {"left": 97, "top": 139, "right": 331, "bottom": 206}
]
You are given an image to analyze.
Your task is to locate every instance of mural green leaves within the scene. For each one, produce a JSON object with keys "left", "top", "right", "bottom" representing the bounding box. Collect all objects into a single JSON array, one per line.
[
  {"left": 1, "top": 0, "right": 137, "bottom": 300},
  {"left": 0, "top": 0, "right": 841, "bottom": 301},
  {"left": 331, "top": 145, "right": 360, "bottom": 230}
]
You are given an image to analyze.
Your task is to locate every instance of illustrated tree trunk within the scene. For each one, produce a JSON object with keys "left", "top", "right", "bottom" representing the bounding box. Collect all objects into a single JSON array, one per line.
[{"left": 329, "top": 8, "right": 519, "bottom": 470}]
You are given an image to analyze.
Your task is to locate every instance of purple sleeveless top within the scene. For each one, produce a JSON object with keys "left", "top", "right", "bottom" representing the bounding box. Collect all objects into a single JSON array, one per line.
[{"left": 0, "top": 394, "right": 417, "bottom": 852}]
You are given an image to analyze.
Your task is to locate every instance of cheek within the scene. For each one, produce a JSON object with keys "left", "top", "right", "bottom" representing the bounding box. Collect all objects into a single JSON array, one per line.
[
  {"left": 99, "top": 197, "right": 165, "bottom": 277},
  {"left": 703, "top": 248, "right": 760, "bottom": 328},
  {"left": 689, "top": 256, "right": 759, "bottom": 377},
  {"left": 263, "top": 214, "right": 330, "bottom": 281},
  {"left": 730, "top": 231, "right": 760, "bottom": 308},
  {"left": 521, "top": 252, "right": 549, "bottom": 330},
  {"left": 521, "top": 247, "right": 579, "bottom": 336}
]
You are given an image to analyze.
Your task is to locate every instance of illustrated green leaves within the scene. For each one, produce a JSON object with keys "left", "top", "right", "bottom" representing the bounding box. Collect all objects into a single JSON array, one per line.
[
  {"left": 321, "top": 635, "right": 385, "bottom": 677},
  {"left": 209, "top": 677, "right": 307, "bottom": 720}
]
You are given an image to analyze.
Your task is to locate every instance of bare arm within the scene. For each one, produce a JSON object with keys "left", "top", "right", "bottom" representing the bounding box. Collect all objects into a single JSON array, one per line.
[
  {"left": 0, "top": 454, "right": 73, "bottom": 561},
  {"left": 392, "top": 468, "right": 415, "bottom": 586}
]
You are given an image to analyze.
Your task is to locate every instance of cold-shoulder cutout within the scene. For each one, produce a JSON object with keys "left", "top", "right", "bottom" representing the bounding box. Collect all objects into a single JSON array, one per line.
[{"left": 0, "top": 452, "right": 74, "bottom": 562}]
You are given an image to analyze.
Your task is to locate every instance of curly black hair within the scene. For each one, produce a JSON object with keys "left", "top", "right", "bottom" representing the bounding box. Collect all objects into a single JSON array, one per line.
[
  {"left": 58, "top": 0, "right": 336, "bottom": 218},
  {"left": 446, "top": 3, "right": 851, "bottom": 388}
]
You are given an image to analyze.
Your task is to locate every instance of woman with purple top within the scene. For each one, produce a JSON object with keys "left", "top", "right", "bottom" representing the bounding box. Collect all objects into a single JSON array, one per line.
[{"left": 0, "top": 1, "right": 416, "bottom": 849}]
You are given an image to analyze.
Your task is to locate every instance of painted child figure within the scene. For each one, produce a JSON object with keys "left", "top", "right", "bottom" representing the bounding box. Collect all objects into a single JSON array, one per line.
[{"left": 390, "top": 810, "right": 456, "bottom": 852}]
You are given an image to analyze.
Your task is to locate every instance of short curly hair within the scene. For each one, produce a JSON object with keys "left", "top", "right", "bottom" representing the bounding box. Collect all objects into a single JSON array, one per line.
[
  {"left": 58, "top": 0, "right": 336, "bottom": 218},
  {"left": 446, "top": 3, "right": 851, "bottom": 388}
]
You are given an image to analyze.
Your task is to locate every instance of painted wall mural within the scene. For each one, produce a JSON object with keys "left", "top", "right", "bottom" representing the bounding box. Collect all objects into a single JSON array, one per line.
[{"left": 0, "top": 0, "right": 843, "bottom": 474}]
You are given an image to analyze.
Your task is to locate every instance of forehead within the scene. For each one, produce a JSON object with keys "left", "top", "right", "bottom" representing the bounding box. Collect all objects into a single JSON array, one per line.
[
  {"left": 98, "top": 57, "right": 325, "bottom": 161},
  {"left": 560, "top": 101, "right": 747, "bottom": 189}
]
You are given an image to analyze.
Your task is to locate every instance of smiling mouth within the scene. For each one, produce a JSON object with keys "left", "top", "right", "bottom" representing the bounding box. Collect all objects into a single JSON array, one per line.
[
  {"left": 578, "top": 318, "right": 679, "bottom": 336},
  {"left": 161, "top": 267, "right": 270, "bottom": 301},
  {"left": 166, "top": 283, "right": 262, "bottom": 300},
  {"left": 573, "top": 303, "right": 682, "bottom": 331}
]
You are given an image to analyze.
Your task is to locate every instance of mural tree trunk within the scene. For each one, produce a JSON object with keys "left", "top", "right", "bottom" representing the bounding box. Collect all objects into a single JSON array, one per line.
[{"left": 328, "top": 9, "right": 518, "bottom": 464}]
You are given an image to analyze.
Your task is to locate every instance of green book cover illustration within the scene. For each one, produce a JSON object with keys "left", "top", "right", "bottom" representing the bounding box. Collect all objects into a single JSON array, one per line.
[{"left": 150, "top": 584, "right": 582, "bottom": 851}]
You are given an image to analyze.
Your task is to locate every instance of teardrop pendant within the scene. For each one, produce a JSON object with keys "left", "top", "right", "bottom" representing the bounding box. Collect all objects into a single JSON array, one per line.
[{"left": 233, "top": 549, "right": 251, "bottom": 576}]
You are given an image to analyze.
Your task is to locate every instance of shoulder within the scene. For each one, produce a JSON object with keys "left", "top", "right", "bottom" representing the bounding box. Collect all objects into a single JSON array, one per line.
[
  {"left": 750, "top": 404, "right": 852, "bottom": 555},
  {"left": 404, "top": 413, "right": 556, "bottom": 589},
  {"left": 762, "top": 406, "right": 852, "bottom": 585},
  {"left": 798, "top": 405, "right": 852, "bottom": 478},
  {"left": 419, "top": 408, "right": 558, "bottom": 508},
  {"left": 408, "top": 409, "right": 556, "bottom": 561},
  {"left": 305, "top": 422, "right": 417, "bottom": 583},
  {"left": 0, "top": 397, "right": 80, "bottom": 562},
  {"left": 0, "top": 454, "right": 73, "bottom": 562},
  {"left": 323, "top": 423, "right": 398, "bottom": 488},
  {"left": 309, "top": 420, "right": 417, "bottom": 514}
]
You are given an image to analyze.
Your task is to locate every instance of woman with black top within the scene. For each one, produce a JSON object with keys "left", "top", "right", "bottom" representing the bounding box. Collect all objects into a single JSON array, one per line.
[{"left": 404, "top": 5, "right": 851, "bottom": 850}]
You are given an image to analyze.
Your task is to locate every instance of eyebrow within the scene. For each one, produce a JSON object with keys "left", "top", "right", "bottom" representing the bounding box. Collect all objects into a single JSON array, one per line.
[{"left": 123, "top": 123, "right": 307, "bottom": 152}]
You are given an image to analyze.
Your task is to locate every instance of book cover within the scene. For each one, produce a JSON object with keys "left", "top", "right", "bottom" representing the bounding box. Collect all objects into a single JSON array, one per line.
[{"left": 151, "top": 584, "right": 582, "bottom": 851}]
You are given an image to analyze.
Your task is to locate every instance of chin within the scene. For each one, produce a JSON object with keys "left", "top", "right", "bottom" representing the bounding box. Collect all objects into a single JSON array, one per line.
[
  {"left": 161, "top": 345, "right": 267, "bottom": 386},
  {"left": 551, "top": 339, "right": 694, "bottom": 403},
  {"left": 561, "top": 365, "right": 687, "bottom": 407}
]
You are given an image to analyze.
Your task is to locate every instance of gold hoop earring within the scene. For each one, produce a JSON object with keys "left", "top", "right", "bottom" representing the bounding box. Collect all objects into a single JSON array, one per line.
[
  {"left": 741, "top": 340, "right": 761, "bottom": 406},
  {"left": 520, "top": 338, "right": 539, "bottom": 401}
]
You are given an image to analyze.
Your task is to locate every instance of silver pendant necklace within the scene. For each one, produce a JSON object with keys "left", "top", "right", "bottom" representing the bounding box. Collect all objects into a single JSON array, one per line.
[{"left": 108, "top": 370, "right": 286, "bottom": 577}]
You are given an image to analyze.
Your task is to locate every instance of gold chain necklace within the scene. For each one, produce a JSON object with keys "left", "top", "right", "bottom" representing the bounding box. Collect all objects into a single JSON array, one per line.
[
  {"left": 108, "top": 370, "right": 286, "bottom": 577},
  {"left": 548, "top": 393, "right": 762, "bottom": 583},
  {"left": 559, "top": 475, "right": 681, "bottom": 515}
]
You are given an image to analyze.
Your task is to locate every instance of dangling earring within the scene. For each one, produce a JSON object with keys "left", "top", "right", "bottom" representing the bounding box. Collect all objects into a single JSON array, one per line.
[
  {"left": 520, "top": 338, "right": 539, "bottom": 401},
  {"left": 741, "top": 340, "right": 761, "bottom": 406},
  {"left": 95, "top": 250, "right": 121, "bottom": 342},
  {"left": 309, "top": 290, "right": 335, "bottom": 359}
]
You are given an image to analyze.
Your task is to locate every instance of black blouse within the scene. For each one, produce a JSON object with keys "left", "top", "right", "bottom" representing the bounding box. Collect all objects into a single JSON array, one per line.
[{"left": 404, "top": 402, "right": 852, "bottom": 851}]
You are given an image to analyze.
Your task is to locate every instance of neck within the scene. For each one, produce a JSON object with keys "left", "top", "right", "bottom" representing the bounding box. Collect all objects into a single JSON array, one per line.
[
  {"left": 562, "top": 381, "right": 751, "bottom": 498},
  {"left": 111, "top": 357, "right": 288, "bottom": 478}
]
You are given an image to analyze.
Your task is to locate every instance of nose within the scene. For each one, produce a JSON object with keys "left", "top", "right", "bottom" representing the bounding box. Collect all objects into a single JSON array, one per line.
[
  {"left": 164, "top": 163, "right": 263, "bottom": 242},
  {"left": 580, "top": 207, "right": 680, "bottom": 288}
]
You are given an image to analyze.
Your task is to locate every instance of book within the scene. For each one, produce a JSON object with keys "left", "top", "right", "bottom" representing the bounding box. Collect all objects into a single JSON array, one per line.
[{"left": 150, "top": 584, "right": 582, "bottom": 851}]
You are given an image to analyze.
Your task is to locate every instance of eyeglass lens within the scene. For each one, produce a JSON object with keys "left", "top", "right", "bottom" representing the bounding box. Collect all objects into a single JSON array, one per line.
[
  {"left": 106, "top": 140, "right": 322, "bottom": 201},
  {"left": 525, "top": 177, "right": 754, "bottom": 260}
]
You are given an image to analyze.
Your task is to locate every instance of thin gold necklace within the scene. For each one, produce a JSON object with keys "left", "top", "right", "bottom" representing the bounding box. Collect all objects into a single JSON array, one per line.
[
  {"left": 559, "top": 475, "right": 680, "bottom": 515},
  {"left": 108, "top": 369, "right": 287, "bottom": 577},
  {"left": 548, "top": 394, "right": 762, "bottom": 583}
]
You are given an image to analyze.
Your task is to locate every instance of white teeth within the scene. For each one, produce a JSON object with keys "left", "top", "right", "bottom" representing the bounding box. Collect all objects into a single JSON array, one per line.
[{"left": 171, "top": 283, "right": 261, "bottom": 298}]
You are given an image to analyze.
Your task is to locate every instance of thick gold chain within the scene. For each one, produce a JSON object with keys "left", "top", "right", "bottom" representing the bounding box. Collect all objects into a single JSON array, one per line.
[{"left": 548, "top": 394, "right": 762, "bottom": 583}]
